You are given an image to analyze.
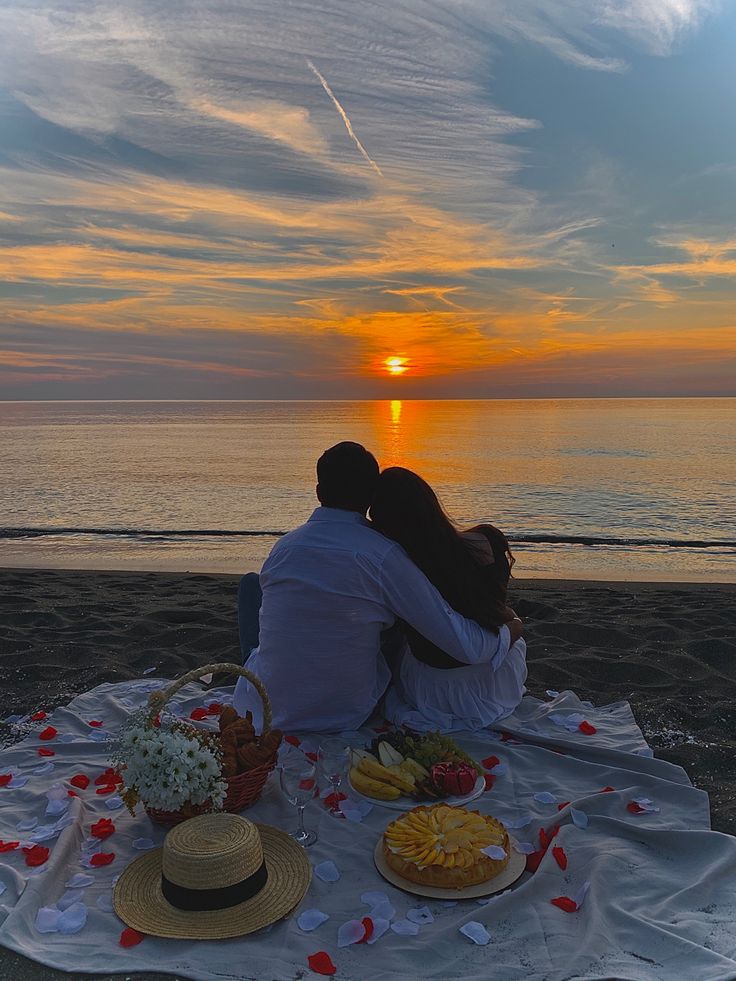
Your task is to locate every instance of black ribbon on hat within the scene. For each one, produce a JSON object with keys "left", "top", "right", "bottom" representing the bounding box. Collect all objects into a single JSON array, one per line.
[{"left": 161, "top": 861, "right": 268, "bottom": 912}]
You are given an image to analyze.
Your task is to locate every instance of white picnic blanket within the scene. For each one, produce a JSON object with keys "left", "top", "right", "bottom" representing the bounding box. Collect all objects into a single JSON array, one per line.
[{"left": 1, "top": 680, "right": 735, "bottom": 981}]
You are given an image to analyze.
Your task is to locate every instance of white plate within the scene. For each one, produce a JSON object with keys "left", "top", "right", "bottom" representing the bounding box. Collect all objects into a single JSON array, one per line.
[
  {"left": 373, "top": 837, "right": 526, "bottom": 899},
  {"left": 348, "top": 774, "right": 486, "bottom": 811}
]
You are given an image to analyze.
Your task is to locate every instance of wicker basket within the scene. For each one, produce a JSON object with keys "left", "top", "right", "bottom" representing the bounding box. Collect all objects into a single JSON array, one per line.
[{"left": 143, "top": 662, "right": 279, "bottom": 827}]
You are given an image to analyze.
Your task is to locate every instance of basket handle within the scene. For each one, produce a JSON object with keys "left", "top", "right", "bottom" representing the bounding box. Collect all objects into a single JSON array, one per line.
[{"left": 147, "top": 662, "right": 272, "bottom": 733}]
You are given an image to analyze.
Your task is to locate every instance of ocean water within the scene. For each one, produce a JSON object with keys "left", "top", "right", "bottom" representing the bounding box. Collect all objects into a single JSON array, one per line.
[{"left": 1, "top": 399, "right": 735, "bottom": 581}]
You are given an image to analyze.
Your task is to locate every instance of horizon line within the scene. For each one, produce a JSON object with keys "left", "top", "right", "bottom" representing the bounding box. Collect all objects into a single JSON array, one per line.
[{"left": 1, "top": 395, "right": 735, "bottom": 405}]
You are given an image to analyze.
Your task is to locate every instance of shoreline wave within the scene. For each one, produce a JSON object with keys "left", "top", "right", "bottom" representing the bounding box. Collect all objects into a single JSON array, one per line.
[{"left": 1, "top": 527, "right": 735, "bottom": 550}]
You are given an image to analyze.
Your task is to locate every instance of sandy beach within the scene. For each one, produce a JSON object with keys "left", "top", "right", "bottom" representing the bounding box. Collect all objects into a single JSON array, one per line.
[{"left": 1, "top": 567, "right": 735, "bottom": 980}]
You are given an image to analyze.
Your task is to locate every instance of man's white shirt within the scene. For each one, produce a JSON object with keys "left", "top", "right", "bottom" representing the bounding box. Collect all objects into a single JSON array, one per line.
[{"left": 233, "top": 507, "right": 511, "bottom": 732}]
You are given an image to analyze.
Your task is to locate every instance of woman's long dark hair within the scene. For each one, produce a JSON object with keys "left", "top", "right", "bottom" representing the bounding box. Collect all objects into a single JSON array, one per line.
[{"left": 369, "top": 467, "right": 512, "bottom": 630}]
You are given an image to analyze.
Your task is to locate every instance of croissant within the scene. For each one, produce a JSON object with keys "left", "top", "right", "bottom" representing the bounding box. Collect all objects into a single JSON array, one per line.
[
  {"left": 219, "top": 706, "right": 239, "bottom": 732},
  {"left": 229, "top": 718, "right": 256, "bottom": 746},
  {"left": 220, "top": 727, "right": 238, "bottom": 753},
  {"left": 236, "top": 738, "right": 281, "bottom": 771},
  {"left": 236, "top": 743, "right": 264, "bottom": 771},
  {"left": 260, "top": 729, "right": 283, "bottom": 755}
]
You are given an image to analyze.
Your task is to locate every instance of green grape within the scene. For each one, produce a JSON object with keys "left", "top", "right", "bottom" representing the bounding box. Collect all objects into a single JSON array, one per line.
[{"left": 404, "top": 732, "right": 476, "bottom": 770}]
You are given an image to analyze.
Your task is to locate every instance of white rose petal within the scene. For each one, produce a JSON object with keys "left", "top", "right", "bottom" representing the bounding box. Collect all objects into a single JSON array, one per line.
[
  {"left": 460, "top": 921, "right": 491, "bottom": 945},
  {"left": 314, "top": 860, "right": 340, "bottom": 883},
  {"left": 297, "top": 909, "right": 329, "bottom": 932}
]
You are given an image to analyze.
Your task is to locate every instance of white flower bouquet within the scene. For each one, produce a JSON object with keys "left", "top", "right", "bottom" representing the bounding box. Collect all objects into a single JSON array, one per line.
[{"left": 113, "top": 714, "right": 227, "bottom": 818}]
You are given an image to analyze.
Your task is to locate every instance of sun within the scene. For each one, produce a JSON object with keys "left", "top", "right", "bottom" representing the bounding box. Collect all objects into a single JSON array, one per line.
[{"left": 385, "top": 356, "right": 408, "bottom": 376}]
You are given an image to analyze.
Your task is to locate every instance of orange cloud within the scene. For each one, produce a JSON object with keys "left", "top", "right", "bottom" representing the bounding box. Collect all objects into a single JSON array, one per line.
[
  {"left": 192, "top": 98, "right": 329, "bottom": 158},
  {"left": 382, "top": 285, "right": 466, "bottom": 308},
  {"left": 0, "top": 164, "right": 546, "bottom": 288},
  {"left": 613, "top": 235, "right": 736, "bottom": 304},
  {"left": 9, "top": 283, "right": 735, "bottom": 384},
  {"left": 0, "top": 346, "right": 276, "bottom": 379}
]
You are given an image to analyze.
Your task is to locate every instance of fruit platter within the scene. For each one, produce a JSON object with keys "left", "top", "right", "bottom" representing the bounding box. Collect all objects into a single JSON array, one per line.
[{"left": 349, "top": 730, "right": 485, "bottom": 810}]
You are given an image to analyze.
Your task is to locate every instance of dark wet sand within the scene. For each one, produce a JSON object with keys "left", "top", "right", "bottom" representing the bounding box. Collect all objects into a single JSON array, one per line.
[{"left": 1, "top": 568, "right": 734, "bottom": 980}]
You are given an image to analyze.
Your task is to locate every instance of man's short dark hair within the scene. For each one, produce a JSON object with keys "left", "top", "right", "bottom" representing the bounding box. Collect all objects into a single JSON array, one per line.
[{"left": 316, "top": 441, "right": 379, "bottom": 513}]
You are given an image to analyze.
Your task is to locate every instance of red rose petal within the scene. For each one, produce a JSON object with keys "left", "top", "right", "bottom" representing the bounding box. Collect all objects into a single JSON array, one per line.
[
  {"left": 298, "top": 778, "right": 316, "bottom": 791},
  {"left": 68, "top": 790, "right": 78, "bottom": 797},
  {"left": 551, "top": 896, "right": 578, "bottom": 913},
  {"left": 284, "top": 735, "right": 301, "bottom": 747},
  {"left": 39, "top": 726, "right": 58, "bottom": 741},
  {"left": 95, "top": 768, "right": 123, "bottom": 786},
  {"left": 0, "top": 840, "right": 20, "bottom": 852},
  {"left": 96, "top": 785, "right": 118, "bottom": 795},
  {"left": 557, "top": 801, "right": 570, "bottom": 811},
  {"left": 324, "top": 791, "right": 348, "bottom": 812},
  {"left": 600, "top": 786, "right": 615, "bottom": 793},
  {"left": 358, "top": 916, "right": 374, "bottom": 943},
  {"left": 70, "top": 774, "right": 90, "bottom": 790},
  {"left": 119, "top": 927, "right": 145, "bottom": 947},
  {"left": 304, "top": 751, "right": 319, "bottom": 762},
  {"left": 22, "top": 844, "right": 49, "bottom": 867},
  {"left": 627, "top": 801, "right": 646, "bottom": 814},
  {"left": 552, "top": 846, "right": 568, "bottom": 870},
  {"left": 152, "top": 714, "right": 161, "bottom": 728},
  {"left": 88, "top": 720, "right": 104, "bottom": 728},
  {"left": 0, "top": 775, "right": 12, "bottom": 788},
  {"left": 578, "top": 720, "right": 597, "bottom": 735},
  {"left": 37, "top": 748, "right": 55, "bottom": 757},
  {"left": 525, "top": 849, "right": 545, "bottom": 873},
  {"left": 30, "top": 711, "right": 48, "bottom": 722},
  {"left": 206, "top": 703, "right": 222, "bottom": 716},
  {"left": 539, "top": 825, "right": 560, "bottom": 849},
  {"left": 189, "top": 707, "right": 208, "bottom": 721},
  {"left": 91, "top": 819, "right": 115, "bottom": 840},
  {"left": 483, "top": 774, "right": 495, "bottom": 791},
  {"left": 307, "top": 952, "right": 337, "bottom": 976},
  {"left": 481, "top": 755, "right": 500, "bottom": 770},
  {"left": 90, "top": 852, "right": 115, "bottom": 867}
]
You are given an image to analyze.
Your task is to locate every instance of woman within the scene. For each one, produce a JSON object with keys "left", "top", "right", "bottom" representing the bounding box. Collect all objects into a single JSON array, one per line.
[{"left": 369, "top": 466, "right": 527, "bottom": 732}]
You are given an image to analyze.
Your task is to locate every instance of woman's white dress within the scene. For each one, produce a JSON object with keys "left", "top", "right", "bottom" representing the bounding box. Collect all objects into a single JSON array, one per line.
[{"left": 383, "top": 637, "right": 527, "bottom": 733}]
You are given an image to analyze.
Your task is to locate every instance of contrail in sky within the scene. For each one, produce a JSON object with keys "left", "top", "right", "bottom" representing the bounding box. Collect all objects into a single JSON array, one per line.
[{"left": 307, "top": 60, "right": 383, "bottom": 177}]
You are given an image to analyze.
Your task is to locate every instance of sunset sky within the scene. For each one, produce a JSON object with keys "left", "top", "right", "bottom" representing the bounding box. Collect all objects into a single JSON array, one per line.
[{"left": 1, "top": 0, "right": 735, "bottom": 398}]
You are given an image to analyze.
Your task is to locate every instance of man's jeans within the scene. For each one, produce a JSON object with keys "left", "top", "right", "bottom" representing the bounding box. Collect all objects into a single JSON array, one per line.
[
  {"left": 236, "top": 573, "right": 405, "bottom": 681},
  {"left": 237, "top": 572, "right": 263, "bottom": 661}
]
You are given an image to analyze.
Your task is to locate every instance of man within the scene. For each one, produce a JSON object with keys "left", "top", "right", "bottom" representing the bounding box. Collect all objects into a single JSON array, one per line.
[{"left": 234, "top": 441, "right": 522, "bottom": 732}]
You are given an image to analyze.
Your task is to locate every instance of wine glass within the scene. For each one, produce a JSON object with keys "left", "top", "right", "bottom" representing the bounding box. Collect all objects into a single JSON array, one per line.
[
  {"left": 279, "top": 751, "right": 318, "bottom": 847},
  {"left": 318, "top": 738, "right": 348, "bottom": 797}
]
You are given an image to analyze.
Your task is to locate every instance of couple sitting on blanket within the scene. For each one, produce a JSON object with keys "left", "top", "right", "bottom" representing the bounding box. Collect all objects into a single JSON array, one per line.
[{"left": 234, "top": 441, "right": 527, "bottom": 735}]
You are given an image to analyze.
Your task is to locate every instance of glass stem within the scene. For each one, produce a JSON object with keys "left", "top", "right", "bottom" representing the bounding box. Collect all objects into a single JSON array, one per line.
[{"left": 296, "top": 803, "right": 306, "bottom": 837}]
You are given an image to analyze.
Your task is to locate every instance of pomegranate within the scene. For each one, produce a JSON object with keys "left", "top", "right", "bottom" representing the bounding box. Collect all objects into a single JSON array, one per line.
[{"left": 430, "top": 762, "right": 478, "bottom": 797}]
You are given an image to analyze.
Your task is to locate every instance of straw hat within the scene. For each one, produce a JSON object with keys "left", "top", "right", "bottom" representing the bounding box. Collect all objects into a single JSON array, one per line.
[{"left": 113, "top": 812, "right": 311, "bottom": 939}]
